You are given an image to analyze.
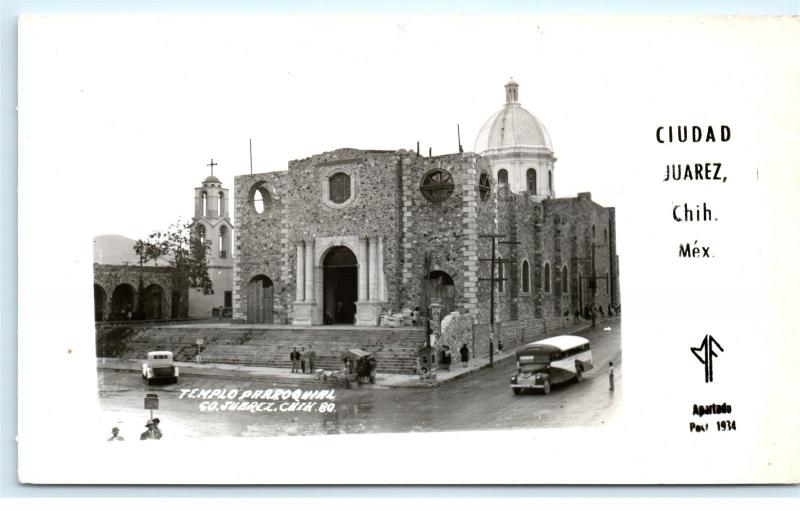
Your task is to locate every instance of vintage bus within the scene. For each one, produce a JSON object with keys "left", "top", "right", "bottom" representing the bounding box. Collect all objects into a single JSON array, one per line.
[{"left": 510, "top": 335, "right": 593, "bottom": 395}]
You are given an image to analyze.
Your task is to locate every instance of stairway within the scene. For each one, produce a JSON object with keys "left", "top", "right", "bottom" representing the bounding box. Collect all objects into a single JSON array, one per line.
[{"left": 96, "top": 325, "right": 425, "bottom": 374}]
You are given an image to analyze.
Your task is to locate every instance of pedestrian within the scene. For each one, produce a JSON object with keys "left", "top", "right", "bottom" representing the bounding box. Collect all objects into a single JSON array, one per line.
[
  {"left": 368, "top": 356, "right": 378, "bottom": 383},
  {"left": 300, "top": 347, "right": 307, "bottom": 374},
  {"left": 107, "top": 426, "right": 124, "bottom": 441},
  {"left": 459, "top": 343, "right": 469, "bottom": 368},
  {"left": 152, "top": 417, "right": 163, "bottom": 439},
  {"left": 308, "top": 346, "right": 316, "bottom": 373},
  {"left": 290, "top": 347, "right": 300, "bottom": 373},
  {"left": 608, "top": 361, "right": 615, "bottom": 391},
  {"left": 140, "top": 419, "right": 158, "bottom": 440}
]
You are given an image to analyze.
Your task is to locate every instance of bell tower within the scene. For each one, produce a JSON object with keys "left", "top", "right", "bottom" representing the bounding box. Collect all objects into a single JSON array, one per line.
[{"left": 188, "top": 159, "right": 235, "bottom": 319}]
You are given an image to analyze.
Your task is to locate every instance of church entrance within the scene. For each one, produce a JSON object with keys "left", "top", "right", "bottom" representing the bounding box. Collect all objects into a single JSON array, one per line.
[
  {"left": 322, "top": 246, "right": 358, "bottom": 325},
  {"left": 425, "top": 270, "right": 456, "bottom": 320},
  {"left": 246, "top": 275, "right": 274, "bottom": 324},
  {"left": 143, "top": 284, "right": 164, "bottom": 320}
]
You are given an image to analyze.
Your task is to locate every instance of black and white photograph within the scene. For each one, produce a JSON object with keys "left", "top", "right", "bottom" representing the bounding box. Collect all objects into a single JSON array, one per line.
[{"left": 16, "top": 13, "right": 800, "bottom": 484}]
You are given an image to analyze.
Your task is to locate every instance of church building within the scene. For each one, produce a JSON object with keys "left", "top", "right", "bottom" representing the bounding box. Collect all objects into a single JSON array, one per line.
[{"left": 232, "top": 81, "right": 620, "bottom": 329}]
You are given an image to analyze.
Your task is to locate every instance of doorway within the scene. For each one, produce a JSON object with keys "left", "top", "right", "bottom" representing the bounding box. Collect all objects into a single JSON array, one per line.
[
  {"left": 247, "top": 275, "right": 274, "bottom": 324},
  {"left": 322, "top": 246, "right": 358, "bottom": 324}
]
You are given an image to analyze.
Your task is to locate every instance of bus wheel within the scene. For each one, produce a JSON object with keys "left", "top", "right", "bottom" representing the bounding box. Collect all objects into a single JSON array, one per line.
[
  {"left": 542, "top": 378, "right": 551, "bottom": 395},
  {"left": 512, "top": 388, "right": 521, "bottom": 395},
  {"left": 575, "top": 366, "right": 583, "bottom": 383}
]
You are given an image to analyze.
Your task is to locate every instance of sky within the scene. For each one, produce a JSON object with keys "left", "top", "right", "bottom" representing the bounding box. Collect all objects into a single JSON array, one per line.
[{"left": 18, "top": 14, "right": 664, "bottom": 241}]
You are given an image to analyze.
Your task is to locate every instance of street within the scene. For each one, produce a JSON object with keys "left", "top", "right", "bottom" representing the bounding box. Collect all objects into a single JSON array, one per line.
[{"left": 97, "top": 319, "right": 621, "bottom": 438}]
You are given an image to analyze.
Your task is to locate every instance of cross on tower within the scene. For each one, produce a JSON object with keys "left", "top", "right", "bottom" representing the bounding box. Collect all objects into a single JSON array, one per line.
[{"left": 207, "top": 158, "right": 219, "bottom": 176}]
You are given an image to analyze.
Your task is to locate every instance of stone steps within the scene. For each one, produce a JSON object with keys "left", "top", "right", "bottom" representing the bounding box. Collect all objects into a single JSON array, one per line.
[{"left": 96, "top": 325, "right": 426, "bottom": 374}]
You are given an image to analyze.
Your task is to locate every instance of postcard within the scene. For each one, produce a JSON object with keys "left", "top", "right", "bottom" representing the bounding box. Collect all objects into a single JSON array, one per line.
[{"left": 16, "top": 14, "right": 800, "bottom": 484}]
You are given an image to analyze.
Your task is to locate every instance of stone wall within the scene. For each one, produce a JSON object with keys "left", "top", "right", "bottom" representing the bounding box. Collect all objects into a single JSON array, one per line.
[
  {"left": 93, "top": 263, "right": 186, "bottom": 320},
  {"left": 231, "top": 149, "right": 620, "bottom": 328},
  {"left": 233, "top": 171, "right": 288, "bottom": 320}
]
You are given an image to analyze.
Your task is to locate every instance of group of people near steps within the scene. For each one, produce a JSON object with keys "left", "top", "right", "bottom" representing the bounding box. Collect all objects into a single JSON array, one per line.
[
  {"left": 289, "top": 346, "right": 316, "bottom": 374},
  {"left": 106, "top": 417, "right": 164, "bottom": 441}
]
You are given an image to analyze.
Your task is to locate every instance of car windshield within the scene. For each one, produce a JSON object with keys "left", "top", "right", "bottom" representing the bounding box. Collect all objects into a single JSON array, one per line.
[{"left": 153, "top": 355, "right": 169, "bottom": 360}]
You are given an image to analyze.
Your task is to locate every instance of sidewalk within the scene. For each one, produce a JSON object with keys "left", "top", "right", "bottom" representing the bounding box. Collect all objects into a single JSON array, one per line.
[{"left": 97, "top": 317, "right": 619, "bottom": 389}]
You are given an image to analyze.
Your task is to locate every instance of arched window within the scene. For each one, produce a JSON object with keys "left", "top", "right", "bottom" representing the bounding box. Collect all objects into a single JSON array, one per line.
[
  {"left": 497, "top": 257, "right": 505, "bottom": 293},
  {"left": 329, "top": 172, "right": 351, "bottom": 204},
  {"left": 218, "top": 225, "right": 229, "bottom": 258},
  {"left": 606, "top": 272, "right": 610, "bottom": 294},
  {"left": 604, "top": 228, "right": 608, "bottom": 243},
  {"left": 218, "top": 191, "right": 225, "bottom": 216},
  {"left": 250, "top": 182, "right": 271, "bottom": 214},
  {"left": 526, "top": 168, "right": 537, "bottom": 194},
  {"left": 197, "top": 224, "right": 206, "bottom": 244},
  {"left": 498, "top": 169, "right": 508, "bottom": 186},
  {"left": 543, "top": 263, "right": 551, "bottom": 293},
  {"left": 420, "top": 169, "right": 454, "bottom": 203},
  {"left": 548, "top": 170, "right": 553, "bottom": 195},
  {"left": 592, "top": 224, "right": 596, "bottom": 239},
  {"left": 562, "top": 265, "right": 569, "bottom": 294},
  {"left": 521, "top": 260, "right": 530, "bottom": 294},
  {"left": 202, "top": 191, "right": 208, "bottom": 217},
  {"left": 478, "top": 172, "right": 491, "bottom": 202}
]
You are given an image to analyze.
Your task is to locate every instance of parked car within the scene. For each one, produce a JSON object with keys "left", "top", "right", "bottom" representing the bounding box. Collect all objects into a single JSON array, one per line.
[{"left": 142, "top": 351, "right": 179, "bottom": 384}]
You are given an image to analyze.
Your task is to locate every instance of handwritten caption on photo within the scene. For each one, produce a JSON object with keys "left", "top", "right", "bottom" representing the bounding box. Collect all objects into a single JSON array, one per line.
[{"left": 178, "top": 388, "right": 337, "bottom": 413}]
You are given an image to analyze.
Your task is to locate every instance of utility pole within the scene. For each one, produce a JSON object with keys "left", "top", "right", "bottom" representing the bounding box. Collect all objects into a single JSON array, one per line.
[
  {"left": 423, "top": 252, "right": 432, "bottom": 349},
  {"left": 479, "top": 234, "right": 519, "bottom": 367},
  {"left": 573, "top": 239, "right": 608, "bottom": 328}
]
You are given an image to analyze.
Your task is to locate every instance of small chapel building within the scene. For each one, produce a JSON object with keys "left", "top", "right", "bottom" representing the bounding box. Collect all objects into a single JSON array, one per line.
[{"left": 232, "top": 81, "right": 620, "bottom": 327}]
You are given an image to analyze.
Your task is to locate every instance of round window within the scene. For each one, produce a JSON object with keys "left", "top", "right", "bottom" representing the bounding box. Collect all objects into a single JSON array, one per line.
[
  {"left": 249, "top": 182, "right": 271, "bottom": 214},
  {"left": 420, "top": 169, "right": 454, "bottom": 204}
]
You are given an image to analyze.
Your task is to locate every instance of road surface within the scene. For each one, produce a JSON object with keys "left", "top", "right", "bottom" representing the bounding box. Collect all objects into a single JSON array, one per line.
[{"left": 97, "top": 318, "right": 622, "bottom": 438}]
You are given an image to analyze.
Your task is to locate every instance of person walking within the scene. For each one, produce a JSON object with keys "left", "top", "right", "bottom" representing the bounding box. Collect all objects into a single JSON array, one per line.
[
  {"left": 300, "top": 347, "right": 308, "bottom": 374},
  {"left": 459, "top": 343, "right": 469, "bottom": 368},
  {"left": 608, "top": 361, "right": 615, "bottom": 391}
]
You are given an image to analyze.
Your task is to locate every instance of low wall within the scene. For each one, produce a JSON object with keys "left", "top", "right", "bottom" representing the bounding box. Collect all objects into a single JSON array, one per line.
[{"left": 438, "top": 313, "right": 588, "bottom": 360}]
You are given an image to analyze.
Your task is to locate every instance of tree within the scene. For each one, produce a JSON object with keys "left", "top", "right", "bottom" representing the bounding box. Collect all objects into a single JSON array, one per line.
[{"left": 134, "top": 220, "right": 214, "bottom": 317}]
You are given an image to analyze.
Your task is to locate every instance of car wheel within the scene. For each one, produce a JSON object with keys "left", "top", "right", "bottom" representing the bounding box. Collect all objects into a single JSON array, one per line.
[
  {"left": 512, "top": 388, "right": 521, "bottom": 395},
  {"left": 542, "top": 378, "right": 551, "bottom": 395}
]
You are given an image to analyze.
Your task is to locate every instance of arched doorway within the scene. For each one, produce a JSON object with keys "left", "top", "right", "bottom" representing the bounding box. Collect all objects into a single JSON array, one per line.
[
  {"left": 94, "top": 284, "right": 106, "bottom": 321},
  {"left": 247, "top": 275, "right": 274, "bottom": 324},
  {"left": 143, "top": 284, "right": 164, "bottom": 320},
  {"left": 323, "top": 246, "right": 358, "bottom": 324},
  {"left": 425, "top": 270, "right": 456, "bottom": 319},
  {"left": 111, "top": 284, "right": 136, "bottom": 320}
]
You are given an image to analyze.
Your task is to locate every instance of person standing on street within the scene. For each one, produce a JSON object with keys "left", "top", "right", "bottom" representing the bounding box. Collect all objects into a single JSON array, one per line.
[
  {"left": 290, "top": 347, "right": 300, "bottom": 373},
  {"left": 608, "top": 361, "right": 615, "bottom": 391},
  {"left": 140, "top": 420, "right": 158, "bottom": 440},
  {"left": 459, "top": 343, "right": 469, "bottom": 368},
  {"left": 107, "top": 427, "right": 124, "bottom": 441}
]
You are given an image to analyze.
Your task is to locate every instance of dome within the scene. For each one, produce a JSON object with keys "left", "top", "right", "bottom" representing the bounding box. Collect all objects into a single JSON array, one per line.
[
  {"left": 203, "top": 175, "right": 221, "bottom": 184},
  {"left": 474, "top": 81, "right": 553, "bottom": 155}
]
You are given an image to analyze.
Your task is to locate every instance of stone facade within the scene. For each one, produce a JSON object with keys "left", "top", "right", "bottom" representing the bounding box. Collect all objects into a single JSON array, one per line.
[{"left": 232, "top": 148, "right": 620, "bottom": 329}]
